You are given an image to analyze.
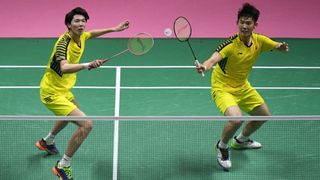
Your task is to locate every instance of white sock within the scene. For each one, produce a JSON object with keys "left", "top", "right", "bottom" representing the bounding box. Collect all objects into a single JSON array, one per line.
[
  {"left": 58, "top": 154, "right": 71, "bottom": 167},
  {"left": 218, "top": 140, "right": 228, "bottom": 149},
  {"left": 236, "top": 132, "right": 249, "bottom": 142},
  {"left": 43, "top": 132, "right": 55, "bottom": 145}
]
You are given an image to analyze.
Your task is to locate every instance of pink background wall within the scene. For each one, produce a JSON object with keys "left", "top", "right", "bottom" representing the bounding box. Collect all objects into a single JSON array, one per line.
[{"left": 1, "top": 0, "right": 319, "bottom": 38}]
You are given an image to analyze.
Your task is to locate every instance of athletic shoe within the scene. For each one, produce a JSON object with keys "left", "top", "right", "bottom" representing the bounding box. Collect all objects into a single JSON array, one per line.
[
  {"left": 216, "top": 141, "right": 231, "bottom": 170},
  {"left": 52, "top": 161, "right": 73, "bottom": 180},
  {"left": 230, "top": 136, "right": 262, "bottom": 150},
  {"left": 35, "top": 138, "right": 59, "bottom": 155}
]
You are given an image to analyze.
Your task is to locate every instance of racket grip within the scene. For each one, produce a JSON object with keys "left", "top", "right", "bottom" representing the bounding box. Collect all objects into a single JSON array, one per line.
[{"left": 194, "top": 60, "right": 205, "bottom": 77}]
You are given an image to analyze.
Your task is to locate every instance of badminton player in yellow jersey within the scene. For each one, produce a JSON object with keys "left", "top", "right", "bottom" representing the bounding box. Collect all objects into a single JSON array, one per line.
[
  {"left": 35, "top": 7, "right": 129, "bottom": 179},
  {"left": 196, "top": 3, "right": 289, "bottom": 170}
]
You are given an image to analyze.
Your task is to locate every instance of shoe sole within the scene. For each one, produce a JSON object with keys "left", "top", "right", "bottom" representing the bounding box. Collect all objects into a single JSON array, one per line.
[
  {"left": 52, "top": 166, "right": 63, "bottom": 180},
  {"left": 35, "top": 142, "right": 48, "bottom": 151},
  {"left": 216, "top": 159, "right": 230, "bottom": 172},
  {"left": 35, "top": 142, "right": 58, "bottom": 155},
  {"left": 230, "top": 143, "right": 262, "bottom": 150}
]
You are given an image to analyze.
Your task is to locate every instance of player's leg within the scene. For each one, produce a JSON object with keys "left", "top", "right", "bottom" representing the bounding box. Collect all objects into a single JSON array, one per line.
[
  {"left": 36, "top": 121, "right": 67, "bottom": 155},
  {"left": 53, "top": 107, "right": 93, "bottom": 180},
  {"left": 65, "top": 108, "right": 93, "bottom": 158},
  {"left": 36, "top": 94, "right": 76, "bottom": 155},
  {"left": 243, "top": 102, "right": 270, "bottom": 136},
  {"left": 213, "top": 90, "right": 243, "bottom": 170},
  {"left": 231, "top": 87, "right": 269, "bottom": 149},
  {"left": 216, "top": 105, "right": 245, "bottom": 170},
  {"left": 221, "top": 106, "right": 244, "bottom": 143}
]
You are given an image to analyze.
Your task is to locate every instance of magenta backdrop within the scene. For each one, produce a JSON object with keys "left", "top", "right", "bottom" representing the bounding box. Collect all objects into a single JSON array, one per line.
[{"left": 1, "top": 0, "right": 319, "bottom": 38}]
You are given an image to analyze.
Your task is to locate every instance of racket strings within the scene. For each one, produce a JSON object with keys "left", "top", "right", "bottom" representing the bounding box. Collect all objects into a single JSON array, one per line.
[
  {"left": 128, "top": 33, "right": 154, "bottom": 56},
  {"left": 174, "top": 17, "right": 192, "bottom": 42},
  {"left": 177, "top": 24, "right": 190, "bottom": 35}
]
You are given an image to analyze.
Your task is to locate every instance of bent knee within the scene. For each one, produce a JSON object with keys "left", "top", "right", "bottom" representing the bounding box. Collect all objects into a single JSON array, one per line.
[
  {"left": 86, "top": 121, "right": 93, "bottom": 131},
  {"left": 81, "top": 121, "right": 93, "bottom": 133}
]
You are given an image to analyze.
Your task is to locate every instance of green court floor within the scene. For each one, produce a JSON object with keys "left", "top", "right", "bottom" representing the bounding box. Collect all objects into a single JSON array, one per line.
[{"left": 0, "top": 38, "right": 320, "bottom": 180}]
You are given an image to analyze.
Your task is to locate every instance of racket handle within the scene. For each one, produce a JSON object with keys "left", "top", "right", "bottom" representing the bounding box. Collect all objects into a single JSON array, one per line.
[
  {"left": 194, "top": 60, "right": 205, "bottom": 77},
  {"left": 88, "top": 59, "right": 109, "bottom": 70}
]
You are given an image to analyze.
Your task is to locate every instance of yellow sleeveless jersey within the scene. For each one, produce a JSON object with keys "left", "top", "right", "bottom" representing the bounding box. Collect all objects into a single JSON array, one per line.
[
  {"left": 212, "top": 33, "right": 277, "bottom": 89},
  {"left": 40, "top": 32, "right": 91, "bottom": 93}
]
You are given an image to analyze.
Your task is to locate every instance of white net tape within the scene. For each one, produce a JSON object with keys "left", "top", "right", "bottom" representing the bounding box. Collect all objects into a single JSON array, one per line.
[{"left": 0, "top": 115, "right": 319, "bottom": 121}]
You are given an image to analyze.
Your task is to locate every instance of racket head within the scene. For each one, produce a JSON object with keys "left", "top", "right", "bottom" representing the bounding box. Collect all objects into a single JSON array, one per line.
[
  {"left": 128, "top": 33, "right": 154, "bottom": 56},
  {"left": 173, "top": 16, "right": 192, "bottom": 42}
]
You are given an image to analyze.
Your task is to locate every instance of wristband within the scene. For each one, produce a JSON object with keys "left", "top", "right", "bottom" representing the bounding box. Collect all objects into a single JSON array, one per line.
[{"left": 82, "top": 63, "right": 90, "bottom": 69}]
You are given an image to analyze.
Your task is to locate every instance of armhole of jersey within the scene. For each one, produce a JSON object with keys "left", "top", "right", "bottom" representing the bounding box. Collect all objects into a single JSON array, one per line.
[{"left": 50, "top": 35, "right": 71, "bottom": 77}]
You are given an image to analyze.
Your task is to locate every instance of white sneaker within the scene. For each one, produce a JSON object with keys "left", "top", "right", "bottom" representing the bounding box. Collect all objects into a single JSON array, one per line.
[
  {"left": 216, "top": 141, "right": 231, "bottom": 170},
  {"left": 231, "top": 136, "right": 262, "bottom": 150}
]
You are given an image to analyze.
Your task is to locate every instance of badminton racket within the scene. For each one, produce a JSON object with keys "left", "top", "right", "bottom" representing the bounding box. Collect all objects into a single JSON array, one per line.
[
  {"left": 173, "top": 16, "right": 204, "bottom": 77},
  {"left": 89, "top": 33, "right": 154, "bottom": 69}
]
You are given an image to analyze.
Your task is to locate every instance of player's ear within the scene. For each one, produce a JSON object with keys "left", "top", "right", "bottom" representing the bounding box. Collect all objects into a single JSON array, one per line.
[
  {"left": 66, "top": 21, "right": 72, "bottom": 29},
  {"left": 252, "top": 22, "right": 258, "bottom": 30}
]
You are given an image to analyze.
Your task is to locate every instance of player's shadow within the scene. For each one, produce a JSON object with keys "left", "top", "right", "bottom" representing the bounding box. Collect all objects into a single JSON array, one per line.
[
  {"left": 228, "top": 149, "right": 249, "bottom": 171},
  {"left": 27, "top": 152, "right": 60, "bottom": 167},
  {"left": 176, "top": 150, "right": 249, "bottom": 175},
  {"left": 177, "top": 155, "right": 214, "bottom": 176},
  {"left": 170, "top": 150, "right": 248, "bottom": 179}
]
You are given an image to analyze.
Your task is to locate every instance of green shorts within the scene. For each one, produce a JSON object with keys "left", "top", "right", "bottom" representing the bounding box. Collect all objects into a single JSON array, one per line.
[
  {"left": 40, "top": 90, "right": 77, "bottom": 116},
  {"left": 212, "top": 83, "right": 264, "bottom": 114}
]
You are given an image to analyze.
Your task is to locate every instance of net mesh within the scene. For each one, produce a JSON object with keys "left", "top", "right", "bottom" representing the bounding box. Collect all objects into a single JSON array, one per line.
[
  {"left": 1, "top": 118, "right": 320, "bottom": 179},
  {"left": 128, "top": 33, "right": 154, "bottom": 55},
  {"left": 174, "top": 17, "right": 192, "bottom": 42}
]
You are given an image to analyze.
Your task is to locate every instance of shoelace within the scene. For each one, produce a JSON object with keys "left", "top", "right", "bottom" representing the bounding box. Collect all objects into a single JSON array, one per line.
[
  {"left": 242, "top": 139, "right": 253, "bottom": 144},
  {"left": 62, "top": 166, "right": 73, "bottom": 179},
  {"left": 220, "top": 148, "right": 229, "bottom": 160},
  {"left": 235, "top": 137, "right": 253, "bottom": 144}
]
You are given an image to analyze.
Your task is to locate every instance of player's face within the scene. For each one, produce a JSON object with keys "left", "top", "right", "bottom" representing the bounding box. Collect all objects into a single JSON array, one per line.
[
  {"left": 237, "top": 17, "right": 257, "bottom": 38},
  {"left": 69, "top": 14, "right": 87, "bottom": 36}
]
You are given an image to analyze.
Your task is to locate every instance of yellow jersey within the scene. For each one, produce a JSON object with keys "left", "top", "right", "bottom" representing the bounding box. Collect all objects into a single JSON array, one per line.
[
  {"left": 40, "top": 32, "right": 91, "bottom": 94},
  {"left": 212, "top": 32, "right": 277, "bottom": 89}
]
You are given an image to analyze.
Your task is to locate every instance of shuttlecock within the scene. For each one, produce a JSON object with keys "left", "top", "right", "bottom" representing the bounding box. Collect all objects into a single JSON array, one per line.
[{"left": 164, "top": 28, "right": 172, "bottom": 37}]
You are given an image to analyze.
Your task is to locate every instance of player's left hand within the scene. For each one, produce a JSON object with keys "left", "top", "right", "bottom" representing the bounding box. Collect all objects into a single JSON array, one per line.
[
  {"left": 276, "top": 42, "right": 289, "bottom": 52},
  {"left": 114, "top": 21, "right": 129, "bottom": 32}
]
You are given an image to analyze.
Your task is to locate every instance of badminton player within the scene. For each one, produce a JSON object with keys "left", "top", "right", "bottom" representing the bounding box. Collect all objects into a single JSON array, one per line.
[
  {"left": 196, "top": 3, "right": 289, "bottom": 170},
  {"left": 35, "top": 7, "right": 129, "bottom": 179}
]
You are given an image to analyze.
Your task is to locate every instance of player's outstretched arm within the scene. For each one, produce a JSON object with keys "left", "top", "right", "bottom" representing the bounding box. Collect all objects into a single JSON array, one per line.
[
  {"left": 196, "top": 52, "right": 223, "bottom": 74},
  {"left": 89, "top": 21, "right": 129, "bottom": 38}
]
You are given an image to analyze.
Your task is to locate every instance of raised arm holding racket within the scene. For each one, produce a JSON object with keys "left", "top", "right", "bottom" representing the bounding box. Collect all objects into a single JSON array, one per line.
[{"left": 173, "top": 16, "right": 204, "bottom": 77}]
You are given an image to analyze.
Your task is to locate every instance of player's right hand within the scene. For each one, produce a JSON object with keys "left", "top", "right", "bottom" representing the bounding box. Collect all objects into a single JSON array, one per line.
[
  {"left": 88, "top": 59, "right": 105, "bottom": 70},
  {"left": 195, "top": 62, "right": 207, "bottom": 74}
]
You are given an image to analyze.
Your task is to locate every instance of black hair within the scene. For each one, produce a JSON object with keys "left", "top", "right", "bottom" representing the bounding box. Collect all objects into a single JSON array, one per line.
[
  {"left": 237, "top": 3, "right": 260, "bottom": 23},
  {"left": 65, "top": 7, "right": 89, "bottom": 28}
]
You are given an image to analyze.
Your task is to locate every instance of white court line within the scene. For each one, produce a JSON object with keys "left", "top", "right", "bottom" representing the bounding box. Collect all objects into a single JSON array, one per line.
[
  {"left": 1, "top": 65, "right": 320, "bottom": 69},
  {"left": 112, "top": 67, "right": 121, "bottom": 180},
  {"left": 0, "top": 86, "right": 320, "bottom": 90}
]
